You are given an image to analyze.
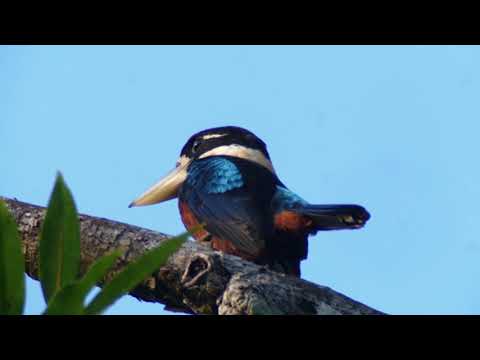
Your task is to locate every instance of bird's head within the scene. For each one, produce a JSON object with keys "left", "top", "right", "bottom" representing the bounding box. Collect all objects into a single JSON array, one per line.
[{"left": 129, "top": 126, "right": 274, "bottom": 207}]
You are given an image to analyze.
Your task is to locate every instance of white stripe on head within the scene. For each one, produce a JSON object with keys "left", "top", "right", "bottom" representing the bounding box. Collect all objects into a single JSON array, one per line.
[
  {"left": 201, "top": 133, "right": 228, "bottom": 140},
  {"left": 198, "top": 144, "right": 275, "bottom": 173}
]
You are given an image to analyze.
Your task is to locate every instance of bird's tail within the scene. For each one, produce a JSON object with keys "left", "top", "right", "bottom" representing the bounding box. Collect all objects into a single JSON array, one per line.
[{"left": 296, "top": 204, "right": 370, "bottom": 231}]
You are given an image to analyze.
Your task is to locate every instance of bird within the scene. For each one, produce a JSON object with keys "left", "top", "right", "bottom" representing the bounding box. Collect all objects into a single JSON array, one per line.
[{"left": 129, "top": 126, "right": 370, "bottom": 277}]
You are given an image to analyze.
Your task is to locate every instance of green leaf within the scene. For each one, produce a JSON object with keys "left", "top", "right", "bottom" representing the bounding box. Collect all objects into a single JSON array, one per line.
[
  {"left": 44, "top": 250, "right": 122, "bottom": 315},
  {"left": 43, "top": 283, "right": 85, "bottom": 315},
  {"left": 84, "top": 232, "right": 189, "bottom": 315},
  {"left": 0, "top": 200, "right": 25, "bottom": 315},
  {"left": 39, "top": 172, "right": 81, "bottom": 303},
  {"left": 75, "top": 250, "right": 123, "bottom": 296}
]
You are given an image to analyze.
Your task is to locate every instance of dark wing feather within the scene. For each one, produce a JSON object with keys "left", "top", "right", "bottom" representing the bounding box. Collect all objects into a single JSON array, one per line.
[
  {"left": 185, "top": 188, "right": 267, "bottom": 256},
  {"left": 180, "top": 157, "right": 276, "bottom": 257}
]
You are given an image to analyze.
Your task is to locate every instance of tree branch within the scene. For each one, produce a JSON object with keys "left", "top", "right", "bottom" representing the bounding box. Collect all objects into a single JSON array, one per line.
[{"left": 2, "top": 196, "right": 385, "bottom": 315}]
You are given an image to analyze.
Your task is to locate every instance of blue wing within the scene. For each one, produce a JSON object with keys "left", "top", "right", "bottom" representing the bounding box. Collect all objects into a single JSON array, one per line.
[{"left": 179, "top": 156, "right": 276, "bottom": 257}]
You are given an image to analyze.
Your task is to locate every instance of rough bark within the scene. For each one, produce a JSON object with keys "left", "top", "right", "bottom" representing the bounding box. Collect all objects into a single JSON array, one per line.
[{"left": 1, "top": 196, "right": 385, "bottom": 315}]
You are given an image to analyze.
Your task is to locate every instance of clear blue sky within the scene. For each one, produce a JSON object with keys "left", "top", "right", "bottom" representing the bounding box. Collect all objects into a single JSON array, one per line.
[{"left": 2, "top": 45, "right": 479, "bottom": 315}]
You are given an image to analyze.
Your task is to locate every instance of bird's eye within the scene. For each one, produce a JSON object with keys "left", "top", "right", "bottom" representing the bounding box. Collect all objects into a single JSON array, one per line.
[{"left": 192, "top": 140, "right": 201, "bottom": 153}]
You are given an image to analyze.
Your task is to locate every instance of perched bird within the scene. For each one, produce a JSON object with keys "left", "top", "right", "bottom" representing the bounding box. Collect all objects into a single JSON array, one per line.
[{"left": 129, "top": 126, "right": 370, "bottom": 277}]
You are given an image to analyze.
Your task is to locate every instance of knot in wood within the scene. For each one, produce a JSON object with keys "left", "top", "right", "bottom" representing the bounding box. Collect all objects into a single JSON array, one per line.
[{"left": 181, "top": 253, "right": 213, "bottom": 288}]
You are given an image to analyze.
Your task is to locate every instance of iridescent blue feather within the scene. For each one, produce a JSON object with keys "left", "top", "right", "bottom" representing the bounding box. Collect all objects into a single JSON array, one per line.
[{"left": 186, "top": 157, "right": 244, "bottom": 194}]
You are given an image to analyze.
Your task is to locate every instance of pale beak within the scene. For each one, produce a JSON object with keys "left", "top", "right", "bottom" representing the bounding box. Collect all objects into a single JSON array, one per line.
[{"left": 128, "top": 161, "right": 190, "bottom": 208}]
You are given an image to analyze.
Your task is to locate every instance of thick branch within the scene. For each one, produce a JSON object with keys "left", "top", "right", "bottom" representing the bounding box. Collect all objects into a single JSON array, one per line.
[{"left": 2, "top": 196, "right": 385, "bottom": 315}]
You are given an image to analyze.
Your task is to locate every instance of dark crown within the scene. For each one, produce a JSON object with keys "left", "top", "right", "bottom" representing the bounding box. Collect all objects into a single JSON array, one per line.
[{"left": 180, "top": 126, "right": 271, "bottom": 160}]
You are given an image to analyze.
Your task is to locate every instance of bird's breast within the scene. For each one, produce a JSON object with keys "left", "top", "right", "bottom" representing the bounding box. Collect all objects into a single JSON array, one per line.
[{"left": 178, "top": 200, "right": 209, "bottom": 241}]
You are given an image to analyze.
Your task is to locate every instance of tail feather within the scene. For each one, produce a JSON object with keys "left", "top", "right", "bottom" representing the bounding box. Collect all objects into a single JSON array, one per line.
[{"left": 296, "top": 204, "right": 370, "bottom": 231}]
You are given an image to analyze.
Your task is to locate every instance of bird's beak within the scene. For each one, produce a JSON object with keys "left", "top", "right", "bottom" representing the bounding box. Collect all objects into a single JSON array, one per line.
[{"left": 129, "top": 160, "right": 190, "bottom": 208}]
